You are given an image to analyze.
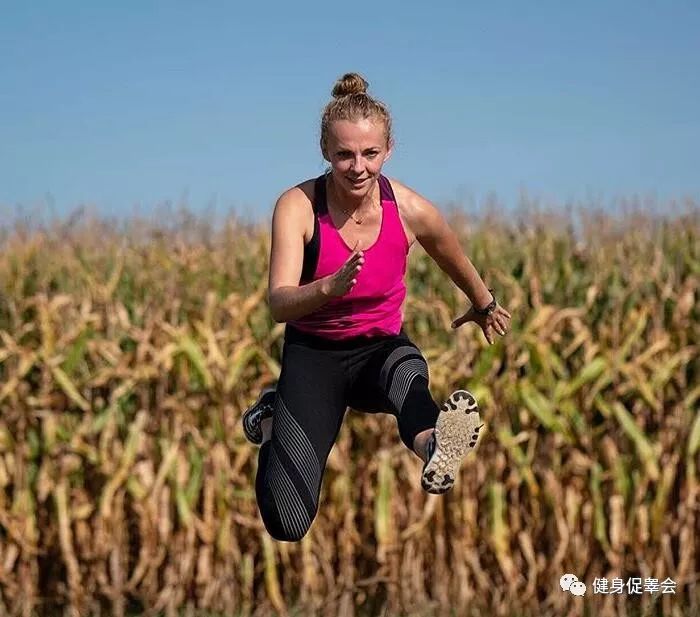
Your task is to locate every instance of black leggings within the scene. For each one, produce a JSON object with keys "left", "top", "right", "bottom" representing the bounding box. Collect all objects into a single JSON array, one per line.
[{"left": 255, "top": 326, "right": 440, "bottom": 542}]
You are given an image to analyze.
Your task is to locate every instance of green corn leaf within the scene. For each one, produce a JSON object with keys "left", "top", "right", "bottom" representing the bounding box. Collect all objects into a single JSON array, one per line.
[{"left": 611, "top": 402, "right": 659, "bottom": 481}]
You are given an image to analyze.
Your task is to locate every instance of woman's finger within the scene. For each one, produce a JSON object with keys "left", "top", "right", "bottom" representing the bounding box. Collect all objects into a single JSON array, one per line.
[
  {"left": 495, "top": 317, "right": 508, "bottom": 335},
  {"left": 486, "top": 319, "right": 506, "bottom": 338},
  {"left": 345, "top": 262, "right": 362, "bottom": 278}
]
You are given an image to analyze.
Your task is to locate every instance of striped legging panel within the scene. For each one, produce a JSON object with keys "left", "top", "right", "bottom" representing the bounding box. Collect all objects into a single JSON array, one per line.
[
  {"left": 274, "top": 394, "right": 321, "bottom": 499},
  {"left": 380, "top": 345, "right": 429, "bottom": 413},
  {"left": 265, "top": 446, "right": 312, "bottom": 541}
]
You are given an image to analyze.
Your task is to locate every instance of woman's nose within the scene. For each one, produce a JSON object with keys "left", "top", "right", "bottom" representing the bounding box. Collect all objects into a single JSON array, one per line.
[{"left": 351, "top": 156, "right": 364, "bottom": 173}]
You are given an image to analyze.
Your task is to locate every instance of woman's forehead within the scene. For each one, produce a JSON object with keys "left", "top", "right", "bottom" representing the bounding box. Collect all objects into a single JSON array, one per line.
[{"left": 328, "top": 118, "right": 385, "bottom": 144}]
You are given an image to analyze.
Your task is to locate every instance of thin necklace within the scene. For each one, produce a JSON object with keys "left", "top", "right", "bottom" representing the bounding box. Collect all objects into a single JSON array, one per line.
[
  {"left": 327, "top": 177, "right": 378, "bottom": 225},
  {"left": 340, "top": 205, "right": 365, "bottom": 225}
]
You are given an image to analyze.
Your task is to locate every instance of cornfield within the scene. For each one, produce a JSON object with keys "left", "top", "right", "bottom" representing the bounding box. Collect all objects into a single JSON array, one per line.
[{"left": 0, "top": 199, "right": 698, "bottom": 617}]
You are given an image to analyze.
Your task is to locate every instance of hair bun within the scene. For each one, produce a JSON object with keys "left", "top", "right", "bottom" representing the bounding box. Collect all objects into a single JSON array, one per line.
[{"left": 331, "top": 73, "right": 368, "bottom": 98}]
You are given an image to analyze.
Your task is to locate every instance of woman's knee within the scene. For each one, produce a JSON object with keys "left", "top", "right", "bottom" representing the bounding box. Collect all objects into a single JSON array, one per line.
[
  {"left": 257, "top": 485, "right": 314, "bottom": 542},
  {"left": 380, "top": 345, "right": 430, "bottom": 413},
  {"left": 262, "top": 514, "right": 312, "bottom": 543}
]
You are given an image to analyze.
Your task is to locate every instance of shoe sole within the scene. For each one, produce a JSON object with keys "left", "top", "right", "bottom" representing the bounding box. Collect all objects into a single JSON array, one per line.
[{"left": 421, "top": 390, "right": 484, "bottom": 494}]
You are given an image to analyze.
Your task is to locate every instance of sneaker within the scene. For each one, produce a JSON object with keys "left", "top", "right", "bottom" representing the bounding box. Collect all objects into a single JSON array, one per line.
[
  {"left": 242, "top": 387, "right": 276, "bottom": 445},
  {"left": 421, "top": 389, "right": 484, "bottom": 494}
]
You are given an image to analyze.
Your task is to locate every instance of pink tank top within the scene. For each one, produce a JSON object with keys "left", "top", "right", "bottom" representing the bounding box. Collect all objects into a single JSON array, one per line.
[{"left": 289, "top": 174, "right": 410, "bottom": 339}]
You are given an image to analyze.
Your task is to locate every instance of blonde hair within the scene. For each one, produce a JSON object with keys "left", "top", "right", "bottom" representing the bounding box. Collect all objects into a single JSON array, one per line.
[{"left": 320, "top": 73, "right": 393, "bottom": 160}]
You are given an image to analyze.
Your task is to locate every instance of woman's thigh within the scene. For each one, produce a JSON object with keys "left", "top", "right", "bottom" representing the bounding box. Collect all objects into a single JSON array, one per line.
[{"left": 267, "top": 341, "right": 349, "bottom": 500}]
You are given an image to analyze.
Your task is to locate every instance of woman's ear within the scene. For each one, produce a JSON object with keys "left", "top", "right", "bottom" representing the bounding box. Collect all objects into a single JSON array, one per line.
[{"left": 384, "top": 138, "right": 394, "bottom": 162}]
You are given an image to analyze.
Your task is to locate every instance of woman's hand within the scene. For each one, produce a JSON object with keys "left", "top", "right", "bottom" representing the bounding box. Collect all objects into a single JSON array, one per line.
[
  {"left": 451, "top": 304, "right": 512, "bottom": 345},
  {"left": 321, "top": 244, "right": 365, "bottom": 297}
]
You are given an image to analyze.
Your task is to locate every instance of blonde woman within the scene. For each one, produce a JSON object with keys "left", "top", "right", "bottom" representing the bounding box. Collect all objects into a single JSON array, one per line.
[{"left": 243, "top": 73, "right": 511, "bottom": 542}]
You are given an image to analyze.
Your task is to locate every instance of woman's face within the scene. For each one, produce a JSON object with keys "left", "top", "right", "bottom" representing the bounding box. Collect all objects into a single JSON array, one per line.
[{"left": 325, "top": 117, "right": 393, "bottom": 197}]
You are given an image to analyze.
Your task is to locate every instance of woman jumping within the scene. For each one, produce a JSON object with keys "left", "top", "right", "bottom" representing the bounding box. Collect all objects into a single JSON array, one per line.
[{"left": 243, "top": 73, "right": 511, "bottom": 542}]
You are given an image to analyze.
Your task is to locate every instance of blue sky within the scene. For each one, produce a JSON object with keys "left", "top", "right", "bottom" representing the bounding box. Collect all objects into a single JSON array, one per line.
[{"left": 1, "top": 1, "right": 699, "bottom": 221}]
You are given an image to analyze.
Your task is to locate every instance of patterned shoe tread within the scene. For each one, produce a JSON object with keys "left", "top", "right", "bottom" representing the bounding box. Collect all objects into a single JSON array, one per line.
[{"left": 421, "top": 389, "right": 484, "bottom": 494}]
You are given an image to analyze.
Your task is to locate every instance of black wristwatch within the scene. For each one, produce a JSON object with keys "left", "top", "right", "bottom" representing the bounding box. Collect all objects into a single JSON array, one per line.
[{"left": 472, "top": 289, "right": 497, "bottom": 316}]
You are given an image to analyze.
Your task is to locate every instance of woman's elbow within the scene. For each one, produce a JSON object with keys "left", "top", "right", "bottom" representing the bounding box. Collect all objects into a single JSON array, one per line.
[
  {"left": 270, "top": 309, "right": 286, "bottom": 324},
  {"left": 267, "top": 293, "right": 286, "bottom": 323}
]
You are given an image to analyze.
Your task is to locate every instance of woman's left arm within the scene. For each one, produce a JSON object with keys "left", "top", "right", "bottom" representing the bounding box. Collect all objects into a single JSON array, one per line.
[{"left": 404, "top": 192, "right": 512, "bottom": 344}]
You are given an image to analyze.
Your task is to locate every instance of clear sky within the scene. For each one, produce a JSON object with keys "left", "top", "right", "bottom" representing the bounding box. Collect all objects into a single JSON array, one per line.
[{"left": 2, "top": 1, "right": 699, "bottom": 222}]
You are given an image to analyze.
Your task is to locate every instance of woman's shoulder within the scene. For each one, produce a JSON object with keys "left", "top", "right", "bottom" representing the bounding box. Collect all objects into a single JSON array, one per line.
[
  {"left": 272, "top": 177, "right": 320, "bottom": 242},
  {"left": 276, "top": 176, "right": 323, "bottom": 210},
  {"left": 382, "top": 176, "right": 436, "bottom": 221}
]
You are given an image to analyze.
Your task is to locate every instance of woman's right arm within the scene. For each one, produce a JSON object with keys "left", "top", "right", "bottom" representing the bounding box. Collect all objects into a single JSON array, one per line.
[
  {"left": 268, "top": 188, "right": 364, "bottom": 323},
  {"left": 268, "top": 190, "right": 364, "bottom": 323},
  {"left": 267, "top": 190, "right": 329, "bottom": 323}
]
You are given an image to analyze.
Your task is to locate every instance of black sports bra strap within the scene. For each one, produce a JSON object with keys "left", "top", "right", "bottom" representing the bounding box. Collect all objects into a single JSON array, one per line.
[
  {"left": 314, "top": 174, "right": 329, "bottom": 215},
  {"left": 300, "top": 176, "right": 324, "bottom": 284}
]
